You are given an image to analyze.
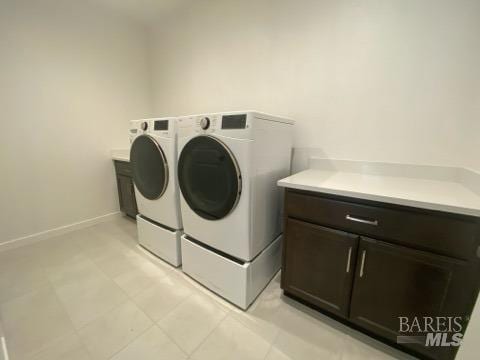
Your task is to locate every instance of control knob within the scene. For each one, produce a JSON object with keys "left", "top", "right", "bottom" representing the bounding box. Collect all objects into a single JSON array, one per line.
[{"left": 200, "top": 117, "right": 210, "bottom": 130}]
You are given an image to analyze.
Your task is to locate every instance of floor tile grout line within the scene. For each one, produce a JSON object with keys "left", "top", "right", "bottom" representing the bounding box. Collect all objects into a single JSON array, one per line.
[
  {"left": 0, "top": 225, "right": 262, "bottom": 359},
  {"left": 36, "top": 223, "right": 146, "bottom": 359},
  {"left": 124, "top": 242, "right": 238, "bottom": 316},
  {"left": 82, "top": 224, "right": 195, "bottom": 359},
  {"left": 152, "top": 293, "right": 199, "bottom": 354},
  {"left": 226, "top": 310, "right": 281, "bottom": 360},
  {"left": 2, "top": 237, "right": 93, "bottom": 358},
  {"left": 147, "top": 280, "right": 232, "bottom": 357},
  {"left": 72, "top": 230, "right": 158, "bottom": 359},
  {"left": 75, "top": 224, "right": 177, "bottom": 359},
  {"left": 261, "top": 326, "right": 282, "bottom": 360},
  {"left": 0, "top": 254, "right": 51, "bottom": 306},
  {"left": 125, "top": 286, "right": 194, "bottom": 357},
  {"left": 95, "top": 240, "right": 192, "bottom": 319},
  {"left": 2, "top": 223, "right": 231, "bottom": 359},
  {"left": 154, "top": 326, "right": 190, "bottom": 359},
  {"left": 46, "top": 229, "right": 132, "bottom": 357},
  {"left": 112, "top": 234, "right": 233, "bottom": 328},
  {"left": 37, "top": 253, "right": 98, "bottom": 360},
  {"left": 182, "top": 307, "right": 230, "bottom": 357},
  {"left": 0, "top": 221, "right": 147, "bottom": 360},
  {"left": 1, "top": 219, "right": 407, "bottom": 359},
  {"left": 49, "top": 255, "right": 128, "bottom": 329},
  {"left": 105, "top": 324, "right": 155, "bottom": 360}
]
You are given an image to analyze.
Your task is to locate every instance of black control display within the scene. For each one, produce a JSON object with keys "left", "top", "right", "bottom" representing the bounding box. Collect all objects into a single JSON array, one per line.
[
  {"left": 221, "top": 114, "right": 247, "bottom": 129},
  {"left": 154, "top": 120, "right": 169, "bottom": 131}
]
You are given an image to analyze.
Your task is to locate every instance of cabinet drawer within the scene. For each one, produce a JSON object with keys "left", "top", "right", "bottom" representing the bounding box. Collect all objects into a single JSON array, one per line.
[
  {"left": 285, "top": 190, "right": 478, "bottom": 260},
  {"left": 114, "top": 160, "right": 132, "bottom": 176}
]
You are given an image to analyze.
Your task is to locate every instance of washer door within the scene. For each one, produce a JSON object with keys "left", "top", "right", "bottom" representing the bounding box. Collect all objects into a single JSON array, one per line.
[
  {"left": 178, "top": 135, "right": 242, "bottom": 220},
  {"left": 130, "top": 135, "right": 168, "bottom": 200}
]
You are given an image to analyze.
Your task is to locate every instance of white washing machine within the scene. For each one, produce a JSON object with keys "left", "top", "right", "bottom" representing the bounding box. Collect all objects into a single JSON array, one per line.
[
  {"left": 176, "top": 111, "right": 294, "bottom": 308},
  {"left": 129, "top": 118, "right": 183, "bottom": 266}
]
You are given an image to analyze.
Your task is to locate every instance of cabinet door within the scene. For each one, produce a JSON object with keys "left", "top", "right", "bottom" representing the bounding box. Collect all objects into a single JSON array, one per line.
[
  {"left": 350, "top": 237, "right": 475, "bottom": 359},
  {"left": 117, "top": 174, "right": 137, "bottom": 218},
  {"left": 282, "top": 218, "right": 359, "bottom": 318}
]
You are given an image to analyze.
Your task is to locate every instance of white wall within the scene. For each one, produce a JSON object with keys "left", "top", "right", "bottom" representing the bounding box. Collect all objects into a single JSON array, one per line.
[
  {"left": 0, "top": 0, "right": 152, "bottom": 244},
  {"left": 463, "top": 102, "right": 480, "bottom": 172},
  {"left": 1, "top": 0, "right": 475, "bottom": 244},
  {"left": 149, "top": 3, "right": 479, "bottom": 357},
  {"left": 150, "top": 0, "right": 479, "bottom": 171},
  {"left": 460, "top": 47, "right": 480, "bottom": 172}
]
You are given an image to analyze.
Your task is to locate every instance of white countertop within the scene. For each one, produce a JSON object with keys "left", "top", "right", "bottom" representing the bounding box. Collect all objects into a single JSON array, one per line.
[
  {"left": 278, "top": 168, "right": 480, "bottom": 217},
  {"left": 111, "top": 149, "right": 129, "bottom": 162}
]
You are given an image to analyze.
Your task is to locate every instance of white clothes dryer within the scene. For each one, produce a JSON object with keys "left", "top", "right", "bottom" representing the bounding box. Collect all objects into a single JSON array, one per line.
[{"left": 176, "top": 111, "right": 294, "bottom": 308}]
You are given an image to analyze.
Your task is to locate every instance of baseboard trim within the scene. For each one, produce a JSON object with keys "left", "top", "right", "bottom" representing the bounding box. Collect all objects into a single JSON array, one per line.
[{"left": 0, "top": 212, "right": 122, "bottom": 253}]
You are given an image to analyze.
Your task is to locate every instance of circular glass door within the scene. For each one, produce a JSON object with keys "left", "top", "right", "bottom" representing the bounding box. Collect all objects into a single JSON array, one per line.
[
  {"left": 178, "top": 135, "right": 241, "bottom": 220},
  {"left": 130, "top": 135, "right": 168, "bottom": 200}
]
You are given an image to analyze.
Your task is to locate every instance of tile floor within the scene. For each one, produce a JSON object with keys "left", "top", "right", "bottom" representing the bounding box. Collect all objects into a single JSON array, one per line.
[{"left": 0, "top": 217, "right": 415, "bottom": 360}]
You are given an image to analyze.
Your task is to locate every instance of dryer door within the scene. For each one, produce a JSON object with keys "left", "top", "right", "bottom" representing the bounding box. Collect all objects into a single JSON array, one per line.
[
  {"left": 130, "top": 135, "right": 168, "bottom": 200},
  {"left": 178, "top": 135, "right": 242, "bottom": 220}
]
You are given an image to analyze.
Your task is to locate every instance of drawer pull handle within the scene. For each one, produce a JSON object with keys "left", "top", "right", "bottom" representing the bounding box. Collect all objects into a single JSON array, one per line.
[
  {"left": 346, "top": 215, "right": 378, "bottom": 226},
  {"left": 360, "top": 250, "right": 366, "bottom": 278},
  {"left": 346, "top": 247, "right": 352, "bottom": 273}
]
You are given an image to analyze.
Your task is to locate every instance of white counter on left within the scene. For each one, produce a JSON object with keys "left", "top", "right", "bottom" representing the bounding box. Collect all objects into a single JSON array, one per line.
[{"left": 111, "top": 149, "right": 129, "bottom": 162}]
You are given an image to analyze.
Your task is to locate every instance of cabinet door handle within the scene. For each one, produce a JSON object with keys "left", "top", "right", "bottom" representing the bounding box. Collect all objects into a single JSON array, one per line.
[
  {"left": 359, "top": 250, "right": 366, "bottom": 278},
  {"left": 346, "top": 215, "right": 378, "bottom": 226},
  {"left": 346, "top": 247, "right": 352, "bottom": 273}
]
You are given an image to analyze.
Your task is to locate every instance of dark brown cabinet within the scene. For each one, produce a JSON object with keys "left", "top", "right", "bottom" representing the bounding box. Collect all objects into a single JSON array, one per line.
[
  {"left": 350, "top": 237, "right": 473, "bottom": 359},
  {"left": 283, "top": 218, "right": 358, "bottom": 317},
  {"left": 281, "top": 189, "right": 480, "bottom": 360},
  {"left": 114, "top": 160, "right": 138, "bottom": 219}
]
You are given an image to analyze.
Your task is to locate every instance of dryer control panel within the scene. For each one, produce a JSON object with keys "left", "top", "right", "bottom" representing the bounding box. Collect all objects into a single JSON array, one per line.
[
  {"left": 130, "top": 118, "right": 175, "bottom": 142},
  {"left": 195, "top": 115, "right": 220, "bottom": 134},
  {"left": 177, "top": 111, "right": 292, "bottom": 141},
  {"left": 221, "top": 114, "right": 247, "bottom": 129},
  {"left": 193, "top": 113, "right": 251, "bottom": 137}
]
